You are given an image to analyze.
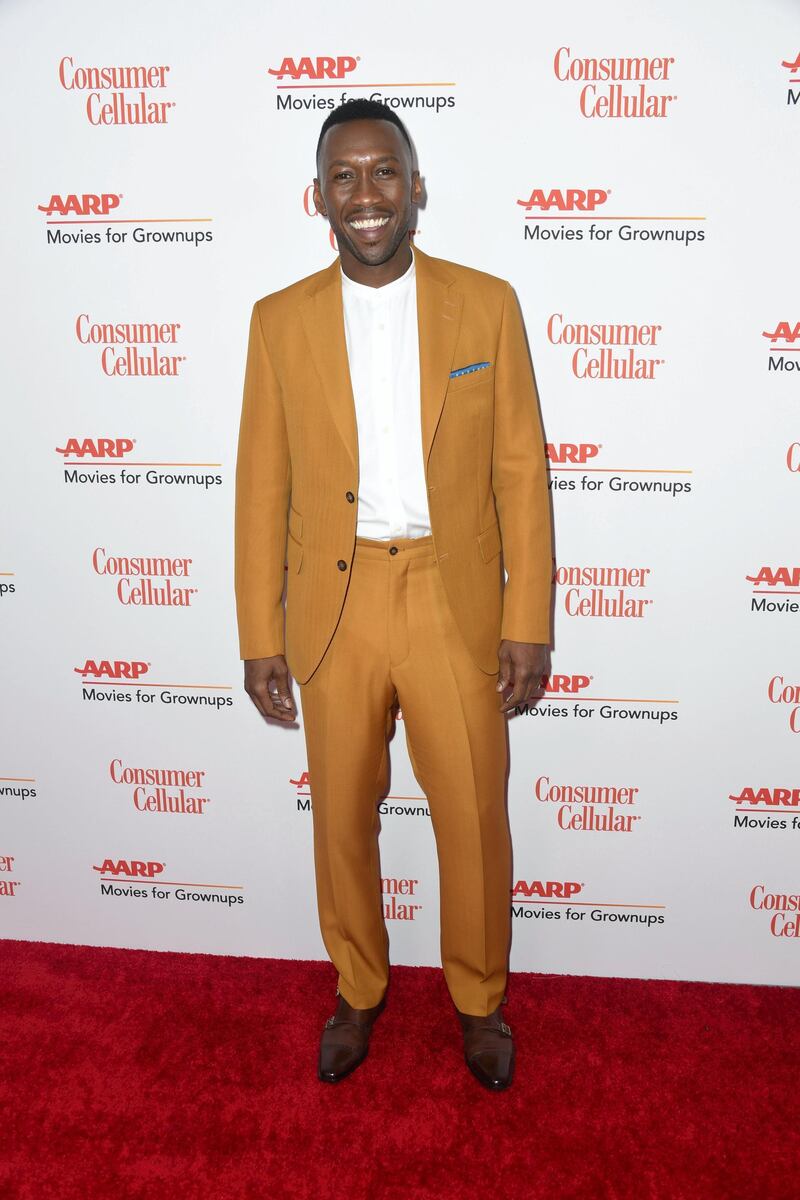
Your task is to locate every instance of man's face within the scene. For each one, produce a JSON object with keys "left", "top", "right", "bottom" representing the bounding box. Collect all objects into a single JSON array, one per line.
[{"left": 313, "top": 119, "right": 421, "bottom": 269}]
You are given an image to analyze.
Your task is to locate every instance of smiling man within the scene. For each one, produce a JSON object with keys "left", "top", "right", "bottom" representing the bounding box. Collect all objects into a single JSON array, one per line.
[{"left": 234, "top": 99, "right": 552, "bottom": 1091}]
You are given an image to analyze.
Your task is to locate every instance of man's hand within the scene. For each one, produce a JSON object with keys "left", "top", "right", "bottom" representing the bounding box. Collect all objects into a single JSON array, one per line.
[
  {"left": 496, "top": 640, "right": 549, "bottom": 714},
  {"left": 244, "top": 656, "right": 297, "bottom": 724}
]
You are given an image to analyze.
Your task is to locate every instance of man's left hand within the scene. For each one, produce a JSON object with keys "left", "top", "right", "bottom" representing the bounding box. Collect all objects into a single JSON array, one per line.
[{"left": 496, "top": 640, "right": 549, "bottom": 714}]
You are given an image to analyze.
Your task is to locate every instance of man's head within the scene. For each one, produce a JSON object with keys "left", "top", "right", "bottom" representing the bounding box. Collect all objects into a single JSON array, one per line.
[{"left": 313, "top": 100, "right": 422, "bottom": 275}]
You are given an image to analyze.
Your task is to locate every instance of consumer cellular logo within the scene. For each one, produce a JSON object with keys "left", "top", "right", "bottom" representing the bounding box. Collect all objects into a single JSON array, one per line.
[
  {"left": 553, "top": 563, "right": 654, "bottom": 618},
  {"left": 0, "top": 855, "right": 21, "bottom": 897},
  {"left": 749, "top": 884, "right": 800, "bottom": 938},
  {"left": 546, "top": 313, "right": 664, "bottom": 380},
  {"left": 75, "top": 314, "right": 185, "bottom": 377},
  {"left": 382, "top": 877, "right": 422, "bottom": 921},
  {"left": 91, "top": 547, "right": 197, "bottom": 607},
  {"left": 768, "top": 676, "right": 800, "bottom": 733},
  {"left": 553, "top": 48, "right": 677, "bottom": 118},
  {"left": 57, "top": 56, "right": 174, "bottom": 125},
  {"left": 109, "top": 758, "right": 212, "bottom": 815},
  {"left": 535, "top": 775, "right": 642, "bottom": 833}
]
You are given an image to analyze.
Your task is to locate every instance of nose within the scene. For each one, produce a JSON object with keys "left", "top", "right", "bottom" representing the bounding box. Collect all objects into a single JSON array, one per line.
[{"left": 349, "top": 167, "right": 383, "bottom": 210}]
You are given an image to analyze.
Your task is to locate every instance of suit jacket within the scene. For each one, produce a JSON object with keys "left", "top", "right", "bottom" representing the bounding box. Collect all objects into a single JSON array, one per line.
[{"left": 234, "top": 243, "right": 553, "bottom": 685}]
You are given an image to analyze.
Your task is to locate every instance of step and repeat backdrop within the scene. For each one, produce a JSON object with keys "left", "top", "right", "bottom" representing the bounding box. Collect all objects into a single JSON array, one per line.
[{"left": 1, "top": 0, "right": 799, "bottom": 987}]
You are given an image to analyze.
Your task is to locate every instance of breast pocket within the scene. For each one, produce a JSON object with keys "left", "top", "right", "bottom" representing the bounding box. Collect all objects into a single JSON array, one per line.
[{"left": 446, "top": 364, "right": 495, "bottom": 396}]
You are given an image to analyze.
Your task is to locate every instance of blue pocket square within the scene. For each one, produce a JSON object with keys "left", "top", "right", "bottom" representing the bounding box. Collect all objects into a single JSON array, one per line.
[{"left": 449, "top": 361, "right": 491, "bottom": 379}]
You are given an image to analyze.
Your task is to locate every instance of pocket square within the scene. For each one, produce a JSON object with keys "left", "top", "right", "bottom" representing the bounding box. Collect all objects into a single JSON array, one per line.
[{"left": 449, "top": 361, "right": 491, "bottom": 379}]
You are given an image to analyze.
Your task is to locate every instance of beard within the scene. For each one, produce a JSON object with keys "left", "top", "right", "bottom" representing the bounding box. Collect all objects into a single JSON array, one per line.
[{"left": 334, "top": 212, "right": 412, "bottom": 267}]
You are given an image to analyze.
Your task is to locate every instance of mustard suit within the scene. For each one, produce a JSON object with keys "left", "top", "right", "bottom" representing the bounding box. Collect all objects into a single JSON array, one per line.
[{"left": 235, "top": 244, "right": 552, "bottom": 1016}]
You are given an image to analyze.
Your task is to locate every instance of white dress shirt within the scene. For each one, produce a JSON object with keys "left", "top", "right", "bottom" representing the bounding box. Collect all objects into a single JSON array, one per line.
[{"left": 341, "top": 248, "right": 432, "bottom": 540}]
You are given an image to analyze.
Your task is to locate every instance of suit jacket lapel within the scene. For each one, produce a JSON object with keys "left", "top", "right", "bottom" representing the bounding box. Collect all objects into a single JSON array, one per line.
[
  {"left": 297, "top": 244, "right": 463, "bottom": 476},
  {"left": 299, "top": 259, "right": 358, "bottom": 472},
  {"left": 414, "top": 245, "right": 463, "bottom": 468}
]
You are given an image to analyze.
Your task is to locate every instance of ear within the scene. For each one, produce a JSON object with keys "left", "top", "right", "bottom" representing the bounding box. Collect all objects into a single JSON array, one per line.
[
  {"left": 312, "top": 178, "right": 327, "bottom": 217},
  {"left": 411, "top": 169, "right": 423, "bottom": 202}
]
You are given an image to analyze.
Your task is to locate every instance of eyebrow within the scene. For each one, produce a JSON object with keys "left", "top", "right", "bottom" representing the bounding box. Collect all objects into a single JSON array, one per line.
[{"left": 327, "top": 154, "right": 401, "bottom": 168}]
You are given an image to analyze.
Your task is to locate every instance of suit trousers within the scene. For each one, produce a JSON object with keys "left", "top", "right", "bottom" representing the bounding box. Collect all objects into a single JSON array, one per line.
[{"left": 296, "top": 532, "right": 512, "bottom": 1017}]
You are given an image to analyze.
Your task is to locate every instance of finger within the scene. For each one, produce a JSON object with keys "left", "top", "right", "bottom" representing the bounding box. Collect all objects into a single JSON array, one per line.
[
  {"left": 496, "top": 656, "right": 514, "bottom": 693},
  {"left": 499, "top": 671, "right": 533, "bottom": 713},
  {"left": 264, "top": 686, "right": 295, "bottom": 721},
  {"left": 247, "top": 689, "right": 270, "bottom": 722},
  {"left": 270, "top": 667, "right": 297, "bottom": 716},
  {"left": 267, "top": 682, "right": 296, "bottom": 719},
  {"left": 519, "top": 672, "right": 541, "bottom": 705},
  {"left": 250, "top": 683, "right": 294, "bottom": 723}
]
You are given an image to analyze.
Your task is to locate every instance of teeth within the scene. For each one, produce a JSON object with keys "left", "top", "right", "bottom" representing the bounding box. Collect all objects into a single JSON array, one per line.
[{"left": 349, "top": 216, "right": 390, "bottom": 230}]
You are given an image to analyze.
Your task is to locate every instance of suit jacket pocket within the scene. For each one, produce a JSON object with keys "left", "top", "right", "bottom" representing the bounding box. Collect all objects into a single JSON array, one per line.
[
  {"left": 288, "top": 504, "right": 303, "bottom": 544},
  {"left": 286, "top": 533, "right": 303, "bottom": 574},
  {"left": 478, "top": 519, "right": 502, "bottom": 564},
  {"left": 446, "top": 364, "right": 495, "bottom": 395}
]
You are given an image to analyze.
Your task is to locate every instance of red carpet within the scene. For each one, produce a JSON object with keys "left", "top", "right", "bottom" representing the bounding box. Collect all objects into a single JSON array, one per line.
[{"left": 1, "top": 940, "right": 798, "bottom": 1200}]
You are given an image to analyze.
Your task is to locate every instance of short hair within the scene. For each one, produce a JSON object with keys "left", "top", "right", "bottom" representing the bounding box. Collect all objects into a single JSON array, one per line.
[{"left": 316, "top": 99, "right": 413, "bottom": 169}]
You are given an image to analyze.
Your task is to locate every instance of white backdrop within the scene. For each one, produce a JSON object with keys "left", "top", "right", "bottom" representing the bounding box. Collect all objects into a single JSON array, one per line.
[{"left": 2, "top": 0, "right": 799, "bottom": 987}]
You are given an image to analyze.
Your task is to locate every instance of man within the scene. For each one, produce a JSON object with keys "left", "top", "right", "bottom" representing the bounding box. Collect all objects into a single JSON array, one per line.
[{"left": 234, "top": 99, "right": 552, "bottom": 1091}]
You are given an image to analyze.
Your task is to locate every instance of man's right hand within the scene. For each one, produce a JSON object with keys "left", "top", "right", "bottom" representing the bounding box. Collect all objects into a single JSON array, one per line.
[{"left": 244, "top": 656, "right": 297, "bottom": 724}]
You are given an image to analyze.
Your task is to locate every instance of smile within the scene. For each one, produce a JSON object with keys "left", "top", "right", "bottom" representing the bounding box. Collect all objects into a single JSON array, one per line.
[{"left": 348, "top": 215, "right": 390, "bottom": 230}]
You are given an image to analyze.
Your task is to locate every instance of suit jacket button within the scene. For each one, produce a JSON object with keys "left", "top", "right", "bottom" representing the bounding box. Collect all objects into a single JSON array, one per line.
[
  {"left": 345, "top": 491, "right": 355, "bottom": 503},
  {"left": 337, "top": 559, "right": 347, "bottom": 571}
]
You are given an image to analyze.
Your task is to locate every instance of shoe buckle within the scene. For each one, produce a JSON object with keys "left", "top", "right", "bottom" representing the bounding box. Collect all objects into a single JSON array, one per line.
[
  {"left": 325, "top": 1015, "right": 336, "bottom": 1028},
  {"left": 499, "top": 1021, "right": 512, "bottom": 1037}
]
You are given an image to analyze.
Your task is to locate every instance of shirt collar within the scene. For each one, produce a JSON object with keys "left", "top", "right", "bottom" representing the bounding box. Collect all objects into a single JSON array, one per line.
[{"left": 340, "top": 246, "right": 416, "bottom": 301}]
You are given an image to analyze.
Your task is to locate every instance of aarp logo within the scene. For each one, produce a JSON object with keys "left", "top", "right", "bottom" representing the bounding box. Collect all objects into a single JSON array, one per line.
[{"left": 268, "top": 56, "right": 358, "bottom": 81}]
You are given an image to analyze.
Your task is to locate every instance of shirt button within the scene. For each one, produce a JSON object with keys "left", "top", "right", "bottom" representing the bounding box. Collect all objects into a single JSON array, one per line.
[
  {"left": 345, "top": 491, "right": 355, "bottom": 503},
  {"left": 337, "top": 560, "right": 347, "bottom": 571},
  {"left": 389, "top": 546, "right": 398, "bottom": 555}
]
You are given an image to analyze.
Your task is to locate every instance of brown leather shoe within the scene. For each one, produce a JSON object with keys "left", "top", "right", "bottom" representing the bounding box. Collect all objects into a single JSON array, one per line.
[
  {"left": 317, "top": 993, "right": 385, "bottom": 1083},
  {"left": 457, "top": 1005, "right": 515, "bottom": 1091}
]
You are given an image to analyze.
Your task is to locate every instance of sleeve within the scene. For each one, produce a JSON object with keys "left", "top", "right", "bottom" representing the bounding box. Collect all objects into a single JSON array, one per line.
[
  {"left": 492, "top": 282, "right": 553, "bottom": 644},
  {"left": 234, "top": 301, "right": 291, "bottom": 660}
]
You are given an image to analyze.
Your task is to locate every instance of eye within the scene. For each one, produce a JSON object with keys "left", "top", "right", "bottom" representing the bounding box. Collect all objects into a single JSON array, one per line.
[
  {"left": 333, "top": 171, "right": 353, "bottom": 181},
  {"left": 376, "top": 167, "right": 395, "bottom": 176}
]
